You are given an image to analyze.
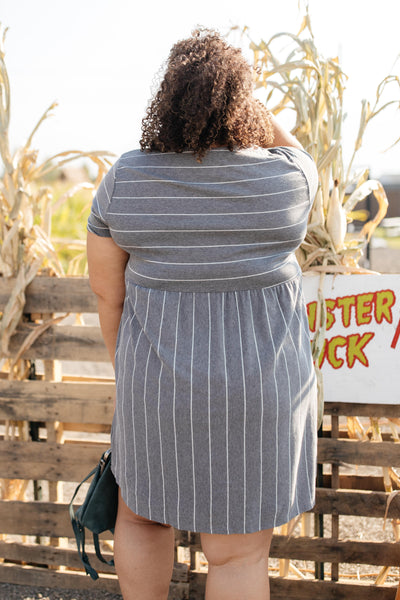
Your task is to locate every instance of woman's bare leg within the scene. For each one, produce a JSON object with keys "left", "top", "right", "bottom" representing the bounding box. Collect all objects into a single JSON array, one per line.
[
  {"left": 200, "top": 528, "right": 273, "bottom": 600},
  {"left": 114, "top": 490, "right": 175, "bottom": 600}
]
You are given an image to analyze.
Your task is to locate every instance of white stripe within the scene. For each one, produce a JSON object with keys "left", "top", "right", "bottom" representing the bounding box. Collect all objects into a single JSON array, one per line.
[
  {"left": 121, "top": 148, "right": 232, "bottom": 158},
  {"left": 95, "top": 191, "right": 105, "bottom": 221},
  {"left": 117, "top": 158, "right": 280, "bottom": 170},
  {"left": 114, "top": 297, "right": 129, "bottom": 360},
  {"left": 277, "top": 297, "right": 301, "bottom": 517},
  {"left": 274, "top": 296, "right": 294, "bottom": 522},
  {"left": 131, "top": 286, "right": 140, "bottom": 510},
  {"left": 104, "top": 177, "right": 111, "bottom": 204},
  {"left": 173, "top": 293, "right": 182, "bottom": 528},
  {"left": 87, "top": 223, "right": 109, "bottom": 231},
  {"left": 119, "top": 311, "right": 135, "bottom": 506},
  {"left": 109, "top": 219, "right": 305, "bottom": 233},
  {"left": 234, "top": 292, "right": 247, "bottom": 533},
  {"left": 207, "top": 293, "right": 213, "bottom": 533},
  {"left": 157, "top": 292, "right": 167, "bottom": 522},
  {"left": 293, "top": 304, "right": 313, "bottom": 499},
  {"left": 107, "top": 200, "right": 308, "bottom": 217},
  {"left": 190, "top": 294, "right": 196, "bottom": 530},
  {"left": 132, "top": 288, "right": 151, "bottom": 512},
  {"left": 116, "top": 173, "right": 297, "bottom": 185},
  {"left": 221, "top": 294, "right": 230, "bottom": 534},
  {"left": 127, "top": 256, "right": 292, "bottom": 283},
  {"left": 113, "top": 181, "right": 303, "bottom": 200},
  {"left": 262, "top": 289, "right": 280, "bottom": 527},
  {"left": 141, "top": 251, "right": 288, "bottom": 266},
  {"left": 121, "top": 237, "right": 304, "bottom": 249},
  {"left": 143, "top": 295, "right": 153, "bottom": 518},
  {"left": 247, "top": 291, "right": 264, "bottom": 531}
]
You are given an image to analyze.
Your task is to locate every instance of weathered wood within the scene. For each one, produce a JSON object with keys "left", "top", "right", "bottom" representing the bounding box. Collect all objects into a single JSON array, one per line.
[
  {"left": 318, "top": 438, "right": 400, "bottom": 467},
  {"left": 268, "top": 576, "right": 397, "bottom": 600},
  {"left": 0, "top": 380, "right": 114, "bottom": 424},
  {"left": 0, "top": 276, "right": 97, "bottom": 314},
  {"left": 312, "top": 488, "right": 400, "bottom": 518},
  {"left": 189, "top": 571, "right": 397, "bottom": 600},
  {"left": 9, "top": 324, "right": 108, "bottom": 362},
  {"left": 325, "top": 402, "right": 400, "bottom": 418},
  {"left": 0, "top": 500, "right": 111, "bottom": 537},
  {"left": 0, "top": 541, "right": 189, "bottom": 582},
  {"left": 0, "top": 563, "right": 120, "bottom": 593},
  {"left": 270, "top": 536, "right": 400, "bottom": 566},
  {"left": 322, "top": 474, "right": 395, "bottom": 492},
  {"left": 0, "top": 563, "right": 190, "bottom": 598},
  {"left": 0, "top": 441, "right": 109, "bottom": 481}
]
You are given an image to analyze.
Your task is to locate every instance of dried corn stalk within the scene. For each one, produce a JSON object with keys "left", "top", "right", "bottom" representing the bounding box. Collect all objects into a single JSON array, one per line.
[
  {"left": 0, "top": 24, "right": 114, "bottom": 364},
  {"left": 238, "top": 9, "right": 400, "bottom": 423}
]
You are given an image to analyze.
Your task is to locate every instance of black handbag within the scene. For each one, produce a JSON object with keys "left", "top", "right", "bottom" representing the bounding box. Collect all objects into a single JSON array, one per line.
[{"left": 69, "top": 448, "right": 118, "bottom": 580}]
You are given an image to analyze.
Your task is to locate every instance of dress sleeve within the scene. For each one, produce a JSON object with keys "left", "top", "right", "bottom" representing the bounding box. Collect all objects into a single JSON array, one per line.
[
  {"left": 87, "top": 161, "right": 118, "bottom": 237},
  {"left": 274, "top": 146, "right": 319, "bottom": 203}
]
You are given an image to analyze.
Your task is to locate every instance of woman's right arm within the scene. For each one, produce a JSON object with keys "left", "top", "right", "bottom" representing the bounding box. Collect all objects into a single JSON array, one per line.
[{"left": 268, "top": 113, "right": 303, "bottom": 149}]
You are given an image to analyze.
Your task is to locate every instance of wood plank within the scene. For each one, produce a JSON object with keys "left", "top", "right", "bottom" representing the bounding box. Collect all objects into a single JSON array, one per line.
[
  {"left": 322, "top": 474, "right": 393, "bottom": 492},
  {"left": 312, "top": 488, "right": 400, "bottom": 518},
  {"left": 177, "top": 535, "right": 400, "bottom": 566},
  {"left": 0, "top": 541, "right": 189, "bottom": 582},
  {"left": 270, "top": 536, "right": 400, "bottom": 566},
  {"left": 0, "top": 563, "right": 120, "bottom": 593},
  {"left": 0, "top": 563, "right": 190, "bottom": 598},
  {"left": 0, "top": 441, "right": 109, "bottom": 481},
  {"left": 268, "top": 576, "right": 397, "bottom": 600},
  {"left": 0, "top": 501, "right": 112, "bottom": 537},
  {"left": 8, "top": 324, "right": 108, "bottom": 362},
  {"left": 325, "top": 402, "right": 400, "bottom": 418},
  {"left": 0, "top": 380, "right": 114, "bottom": 424},
  {"left": 318, "top": 438, "right": 400, "bottom": 467},
  {"left": 189, "top": 572, "right": 397, "bottom": 600},
  {"left": 0, "top": 276, "right": 97, "bottom": 314}
]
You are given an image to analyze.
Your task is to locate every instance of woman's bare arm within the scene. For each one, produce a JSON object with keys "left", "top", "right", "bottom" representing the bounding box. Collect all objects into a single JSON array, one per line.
[
  {"left": 87, "top": 232, "right": 129, "bottom": 368},
  {"left": 268, "top": 112, "right": 303, "bottom": 149}
]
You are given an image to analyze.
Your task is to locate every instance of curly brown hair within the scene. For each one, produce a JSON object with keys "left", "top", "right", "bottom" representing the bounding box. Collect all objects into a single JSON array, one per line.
[{"left": 140, "top": 29, "right": 273, "bottom": 160}]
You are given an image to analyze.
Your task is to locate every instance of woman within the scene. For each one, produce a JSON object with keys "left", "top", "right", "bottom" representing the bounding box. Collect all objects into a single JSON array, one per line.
[{"left": 87, "top": 28, "right": 318, "bottom": 600}]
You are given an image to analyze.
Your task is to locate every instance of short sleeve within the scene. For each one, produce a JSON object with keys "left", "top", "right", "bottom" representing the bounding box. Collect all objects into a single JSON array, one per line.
[
  {"left": 273, "top": 146, "right": 319, "bottom": 203},
  {"left": 87, "top": 161, "right": 118, "bottom": 237}
]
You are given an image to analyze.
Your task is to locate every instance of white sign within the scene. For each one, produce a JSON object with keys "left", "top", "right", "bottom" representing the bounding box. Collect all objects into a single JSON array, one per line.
[{"left": 303, "top": 274, "right": 400, "bottom": 404}]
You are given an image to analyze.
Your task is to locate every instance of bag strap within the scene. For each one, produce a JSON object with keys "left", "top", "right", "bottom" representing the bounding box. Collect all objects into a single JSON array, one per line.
[
  {"left": 93, "top": 533, "right": 115, "bottom": 566},
  {"left": 68, "top": 465, "right": 100, "bottom": 581},
  {"left": 68, "top": 465, "right": 98, "bottom": 523},
  {"left": 70, "top": 516, "right": 99, "bottom": 580}
]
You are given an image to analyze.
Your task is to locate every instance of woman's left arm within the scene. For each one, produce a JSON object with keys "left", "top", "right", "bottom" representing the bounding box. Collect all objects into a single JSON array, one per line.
[{"left": 87, "top": 232, "right": 129, "bottom": 368}]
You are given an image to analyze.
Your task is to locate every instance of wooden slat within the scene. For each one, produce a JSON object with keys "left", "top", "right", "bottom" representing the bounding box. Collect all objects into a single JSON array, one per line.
[
  {"left": 0, "top": 541, "right": 189, "bottom": 582},
  {"left": 270, "top": 535, "right": 400, "bottom": 566},
  {"left": 9, "top": 324, "right": 108, "bottom": 362},
  {"left": 312, "top": 488, "right": 400, "bottom": 518},
  {"left": 0, "top": 501, "right": 86, "bottom": 537},
  {"left": 318, "top": 438, "right": 400, "bottom": 467},
  {"left": 325, "top": 402, "right": 400, "bottom": 418},
  {"left": 268, "top": 576, "right": 397, "bottom": 600},
  {"left": 0, "top": 380, "right": 114, "bottom": 423},
  {"left": 189, "top": 572, "right": 397, "bottom": 600},
  {"left": 177, "top": 535, "right": 400, "bottom": 566},
  {"left": 0, "top": 276, "right": 97, "bottom": 314},
  {"left": 2, "top": 489, "right": 399, "bottom": 539},
  {"left": 0, "top": 563, "right": 190, "bottom": 598},
  {"left": 0, "top": 441, "right": 109, "bottom": 481},
  {"left": 322, "top": 474, "right": 395, "bottom": 492}
]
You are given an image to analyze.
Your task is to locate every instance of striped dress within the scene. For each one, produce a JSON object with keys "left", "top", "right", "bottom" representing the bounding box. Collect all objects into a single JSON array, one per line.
[{"left": 87, "top": 145, "right": 318, "bottom": 534}]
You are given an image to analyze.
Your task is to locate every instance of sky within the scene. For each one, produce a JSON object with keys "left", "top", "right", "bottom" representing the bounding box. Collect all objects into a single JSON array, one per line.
[{"left": 1, "top": 0, "right": 400, "bottom": 177}]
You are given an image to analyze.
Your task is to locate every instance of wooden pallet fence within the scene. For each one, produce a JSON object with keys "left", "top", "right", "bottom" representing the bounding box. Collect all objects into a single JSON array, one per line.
[{"left": 0, "top": 275, "right": 399, "bottom": 599}]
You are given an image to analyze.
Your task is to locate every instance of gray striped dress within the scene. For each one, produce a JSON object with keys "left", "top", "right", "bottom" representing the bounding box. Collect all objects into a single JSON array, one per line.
[{"left": 87, "top": 145, "right": 318, "bottom": 534}]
